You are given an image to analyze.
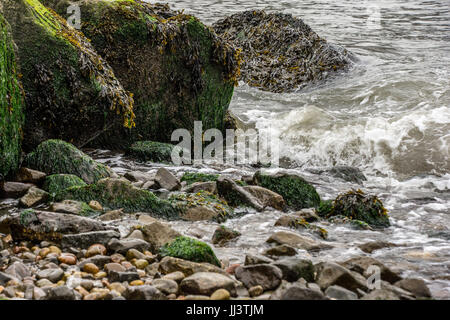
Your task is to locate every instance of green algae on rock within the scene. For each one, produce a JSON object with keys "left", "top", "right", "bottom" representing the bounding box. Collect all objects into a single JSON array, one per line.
[
  {"left": 181, "top": 172, "right": 220, "bottom": 185},
  {"left": 55, "top": 178, "right": 180, "bottom": 219},
  {"left": 253, "top": 171, "right": 320, "bottom": 210},
  {"left": 23, "top": 139, "right": 113, "bottom": 184},
  {"left": 43, "top": 174, "right": 87, "bottom": 196},
  {"left": 159, "top": 236, "right": 221, "bottom": 267},
  {"left": 1, "top": 0, "right": 135, "bottom": 151},
  {"left": 42, "top": 0, "right": 241, "bottom": 148},
  {"left": 0, "top": 14, "right": 24, "bottom": 179},
  {"left": 214, "top": 10, "right": 356, "bottom": 93},
  {"left": 126, "top": 141, "right": 175, "bottom": 163},
  {"left": 321, "top": 189, "right": 390, "bottom": 228}
]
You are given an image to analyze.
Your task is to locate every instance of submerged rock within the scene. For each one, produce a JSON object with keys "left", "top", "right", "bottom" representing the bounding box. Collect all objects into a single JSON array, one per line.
[
  {"left": 2, "top": 0, "right": 134, "bottom": 151},
  {"left": 212, "top": 226, "right": 241, "bottom": 246},
  {"left": 214, "top": 10, "right": 355, "bottom": 93},
  {"left": 0, "top": 13, "right": 24, "bottom": 179},
  {"left": 24, "top": 140, "right": 113, "bottom": 184},
  {"left": 253, "top": 171, "right": 320, "bottom": 210},
  {"left": 43, "top": 0, "right": 240, "bottom": 148}
]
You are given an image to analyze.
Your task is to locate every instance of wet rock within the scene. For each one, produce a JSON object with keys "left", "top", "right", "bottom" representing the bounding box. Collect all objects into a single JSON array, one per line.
[
  {"left": 62, "top": 231, "right": 120, "bottom": 250},
  {"left": 98, "top": 209, "right": 125, "bottom": 222},
  {"left": 49, "top": 200, "right": 95, "bottom": 217},
  {"left": 109, "top": 271, "right": 140, "bottom": 283},
  {"left": 358, "top": 241, "right": 398, "bottom": 254},
  {"left": 1, "top": 210, "right": 109, "bottom": 243},
  {"left": 315, "top": 262, "right": 367, "bottom": 292},
  {"left": 235, "top": 264, "right": 282, "bottom": 291},
  {"left": 210, "top": 288, "right": 231, "bottom": 300},
  {"left": 263, "top": 245, "right": 297, "bottom": 258},
  {"left": 127, "top": 230, "right": 145, "bottom": 241},
  {"left": 15, "top": 168, "right": 46, "bottom": 184},
  {"left": 394, "top": 278, "right": 432, "bottom": 298},
  {"left": 159, "top": 236, "right": 221, "bottom": 267},
  {"left": 180, "top": 272, "right": 236, "bottom": 296},
  {"left": 155, "top": 168, "right": 181, "bottom": 191},
  {"left": 78, "top": 256, "right": 111, "bottom": 269},
  {"left": 183, "top": 182, "right": 218, "bottom": 194},
  {"left": 1, "top": 182, "right": 33, "bottom": 198},
  {"left": 158, "top": 256, "right": 227, "bottom": 277},
  {"left": 55, "top": 178, "right": 179, "bottom": 218},
  {"left": 58, "top": 253, "right": 77, "bottom": 266},
  {"left": 212, "top": 226, "right": 241, "bottom": 246},
  {"left": 19, "top": 187, "right": 49, "bottom": 208},
  {"left": 217, "top": 176, "right": 264, "bottom": 211},
  {"left": 83, "top": 263, "right": 100, "bottom": 275},
  {"left": 43, "top": 174, "right": 87, "bottom": 196},
  {"left": 152, "top": 279, "right": 179, "bottom": 295},
  {"left": 253, "top": 171, "right": 320, "bottom": 210},
  {"left": 245, "top": 254, "right": 273, "bottom": 266},
  {"left": 325, "top": 285, "right": 358, "bottom": 300},
  {"left": 85, "top": 244, "right": 108, "bottom": 258},
  {"left": 361, "top": 289, "right": 400, "bottom": 300},
  {"left": 37, "top": 268, "right": 64, "bottom": 283},
  {"left": 242, "top": 185, "right": 285, "bottom": 210},
  {"left": 274, "top": 283, "right": 327, "bottom": 300},
  {"left": 294, "top": 209, "right": 320, "bottom": 222},
  {"left": 5, "top": 262, "right": 31, "bottom": 281},
  {"left": 126, "top": 141, "right": 175, "bottom": 163},
  {"left": 214, "top": 10, "right": 354, "bottom": 93},
  {"left": 267, "top": 231, "right": 332, "bottom": 251},
  {"left": 45, "top": 286, "right": 76, "bottom": 300},
  {"left": 139, "top": 221, "right": 181, "bottom": 253},
  {"left": 181, "top": 173, "right": 219, "bottom": 185},
  {"left": 88, "top": 201, "right": 103, "bottom": 211},
  {"left": 248, "top": 285, "right": 264, "bottom": 297},
  {"left": 123, "top": 285, "right": 167, "bottom": 300},
  {"left": 162, "top": 271, "right": 185, "bottom": 283},
  {"left": 341, "top": 256, "right": 402, "bottom": 284},
  {"left": 272, "top": 258, "right": 315, "bottom": 282},
  {"left": 327, "top": 166, "right": 367, "bottom": 184},
  {"left": 107, "top": 238, "right": 150, "bottom": 255}
]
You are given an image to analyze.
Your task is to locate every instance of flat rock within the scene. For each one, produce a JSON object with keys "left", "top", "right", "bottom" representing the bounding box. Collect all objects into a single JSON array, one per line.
[
  {"left": 244, "top": 254, "right": 273, "bottom": 266},
  {"left": 243, "top": 185, "right": 285, "bottom": 210},
  {"left": 325, "top": 285, "right": 358, "bottom": 300},
  {"left": 267, "top": 231, "right": 332, "bottom": 251},
  {"left": 107, "top": 238, "right": 150, "bottom": 255},
  {"left": 15, "top": 168, "right": 46, "bottom": 184},
  {"left": 361, "top": 289, "right": 400, "bottom": 300},
  {"left": 263, "top": 244, "right": 297, "bottom": 258},
  {"left": 123, "top": 285, "right": 167, "bottom": 300},
  {"left": 315, "top": 262, "right": 368, "bottom": 292},
  {"left": 158, "top": 256, "right": 227, "bottom": 277},
  {"left": 235, "top": 264, "right": 282, "bottom": 291},
  {"left": 61, "top": 231, "right": 120, "bottom": 249},
  {"left": 341, "top": 256, "right": 402, "bottom": 284},
  {"left": 358, "top": 241, "right": 398, "bottom": 254},
  {"left": 152, "top": 279, "right": 179, "bottom": 295},
  {"left": 394, "top": 278, "right": 432, "bottom": 298},
  {"left": 180, "top": 272, "right": 236, "bottom": 296},
  {"left": 1, "top": 182, "right": 34, "bottom": 198},
  {"left": 19, "top": 187, "right": 49, "bottom": 208},
  {"left": 272, "top": 258, "right": 315, "bottom": 282},
  {"left": 37, "top": 268, "right": 64, "bottom": 283}
]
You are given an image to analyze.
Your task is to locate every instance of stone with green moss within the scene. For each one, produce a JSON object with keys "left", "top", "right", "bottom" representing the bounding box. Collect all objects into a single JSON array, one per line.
[
  {"left": 127, "top": 141, "right": 175, "bottom": 163},
  {"left": 212, "top": 225, "right": 241, "bottom": 246},
  {"left": 0, "top": 14, "right": 24, "bottom": 179},
  {"left": 24, "top": 139, "right": 113, "bottom": 184},
  {"left": 324, "top": 190, "right": 390, "bottom": 228},
  {"left": 181, "top": 172, "right": 220, "bottom": 185},
  {"left": 43, "top": 174, "right": 87, "bottom": 196},
  {"left": 170, "top": 190, "right": 232, "bottom": 222},
  {"left": 317, "top": 200, "right": 334, "bottom": 217},
  {"left": 1, "top": 0, "right": 134, "bottom": 151},
  {"left": 55, "top": 178, "right": 180, "bottom": 219},
  {"left": 41, "top": 0, "right": 240, "bottom": 148},
  {"left": 159, "top": 236, "right": 221, "bottom": 267},
  {"left": 253, "top": 171, "right": 320, "bottom": 210}
]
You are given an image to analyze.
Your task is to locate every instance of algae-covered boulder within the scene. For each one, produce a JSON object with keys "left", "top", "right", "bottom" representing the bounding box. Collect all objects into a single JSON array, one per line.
[
  {"left": 43, "top": 174, "right": 87, "bottom": 195},
  {"left": 214, "top": 10, "right": 356, "bottom": 93},
  {"left": 55, "top": 178, "right": 180, "bottom": 219},
  {"left": 43, "top": 0, "right": 241, "bottom": 147},
  {"left": 253, "top": 171, "right": 320, "bottom": 210},
  {"left": 23, "top": 140, "right": 113, "bottom": 184},
  {"left": 159, "top": 236, "right": 221, "bottom": 267},
  {"left": 1, "top": 0, "right": 134, "bottom": 151},
  {"left": 321, "top": 190, "right": 390, "bottom": 228},
  {"left": 0, "top": 14, "right": 24, "bottom": 179},
  {"left": 181, "top": 172, "right": 220, "bottom": 185},
  {"left": 126, "top": 141, "right": 175, "bottom": 163},
  {"left": 170, "top": 190, "right": 232, "bottom": 222}
]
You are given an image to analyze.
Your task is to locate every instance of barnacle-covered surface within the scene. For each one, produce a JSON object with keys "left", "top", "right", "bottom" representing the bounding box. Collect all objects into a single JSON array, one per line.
[
  {"left": 213, "top": 10, "right": 356, "bottom": 93},
  {"left": 1, "top": 0, "right": 134, "bottom": 151},
  {"left": 42, "top": 0, "right": 241, "bottom": 148},
  {"left": 0, "top": 14, "right": 24, "bottom": 179}
]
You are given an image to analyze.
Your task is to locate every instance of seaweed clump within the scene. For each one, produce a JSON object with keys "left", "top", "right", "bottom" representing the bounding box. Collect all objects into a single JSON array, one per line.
[
  {"left": 319, "top": 189, "right": 390, "bottom": 228},
  {"left": 2, "top": 0, "right": 135, "bottom": 151},
  {"left": 214, "top": 10, "right": 356, "bottom": 93},
  {"left": 126, "top": 141, "right": 175, "bottom": 163},
  {"left": 159, "top": 236, "right": 221, "bottom": 267},
  {"left": 181, "top": 172, "right": 220, "bottom": 185},
  {"left": 42, "top": 0, "right": 241, "bottom": 148},
  {"left": 0, "top": 14, "right": 24, "bottom": 178},
  {"left": 43, "top": 174, "right": 87, "bottom": 196}
]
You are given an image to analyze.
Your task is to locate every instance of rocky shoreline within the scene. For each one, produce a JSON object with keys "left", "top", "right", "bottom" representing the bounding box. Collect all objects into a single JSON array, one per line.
[{"left": 0, "top": 140, "right": 434, "bottom": 300}]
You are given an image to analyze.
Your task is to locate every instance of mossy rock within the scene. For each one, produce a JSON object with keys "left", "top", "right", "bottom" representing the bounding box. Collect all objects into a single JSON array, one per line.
[
  {"left": 1, "top": 0, "right": 135, "bottom": 151},
  {"left": 324, "top": 190, "right": 390, "bottom": 228},
  {"left": 212, "top": 225, "right": 241, "bottom": 246},
  {"left": 0, "top": 14, "right": 24, "bottom": 179},
  {"left": 253, "top": 171, "right": 320, "bottom": 210},
  {"left": 126, "top": 141, "right": 175, "bottom": 163},
  {"left": 42, "top": 0, "right": 241, "bottom": 149},
  {"left": 159, "top": 236, "right": 221, "bottom": 267},
  {"left": 43, "top": 174, "right": 87, "bottom": 196},
  {"left": 23, "top": 139, "right": 113, "bottom": 184},
  {"left": 55, "top": 178, "right": 180, "bottom": 219},
  {"left": 170, "top": 190, "right": 233, "bottom": 222},
  {"left": 317, "top": 200, "right": 334, "bottom": 217},
  {"left": 181, "top": 172, "right": 220, "bottom": 185}
]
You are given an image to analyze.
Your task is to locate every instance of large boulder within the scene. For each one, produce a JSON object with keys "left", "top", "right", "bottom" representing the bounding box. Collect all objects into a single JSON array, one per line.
[
  {"left": 0, "top": 13, "right": 24, "bottom": 179},
  {"left": 42, "top": 0, "right": 241, "bottom": 148},
  {"left": 54, "top": 178, "right": 179, "bottom": 219},
  {"left": 253, "top": 171, "right": 320, "bottom": 210},
  {"left": 214, "top": 10, "right": 355, "bottom": 93},
  {"left": 24, "top": 140, "right": 113, "bottom": 184},
  {"left": 1, "top": 0, "right": 134, "bottom": 151},
  {"left": 43, "top": 174, "right": 87, "bottom": 195}
]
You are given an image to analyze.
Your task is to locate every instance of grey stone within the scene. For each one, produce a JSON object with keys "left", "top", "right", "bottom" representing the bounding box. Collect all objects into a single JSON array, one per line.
[
  {"left": 46, "top": 286, "right": 76, "bottom": 300},
  {"left": 325, "top": 285, "right": 358, "bottom": 300},
  {"left": 152, "top": 279, "right": 179, "bottom": 295},
  {"left": 272, "top": 258, "right": 315, "bottom": 282},
  {"left": 5, "top": 261, "right": 31, "bottom": 280},
  {"left": 180, "top": 272, "right": 236, "bottom": 296},
  {"left": 107, "top": 238, "right": 150, "bottom": 255},
  {"left": 123, "top": 285, "right": 167, "bottom": 300},
  {"left": 315, "top": 262, "right": 368, "bottom": 292},
  {"left": 394, "top": 278, "right": 432, "bottom": 298},
  {"left": 108, "top": 271, "right": 140, "bottom": 283},
  {"left": 155, "top": 168, "right": 181, "bottom": 191},
  {"left": 235, "top": 264, "right": 282, "bottom": 291},
  {"left": 61, "top": 230, "right": 120, "bottom": 249},
  {"left": 244, "top": 254, "right": 273, "bottom": 266},
  {"left": 36, "top": 268, "right": 64, "bottom": 283}
]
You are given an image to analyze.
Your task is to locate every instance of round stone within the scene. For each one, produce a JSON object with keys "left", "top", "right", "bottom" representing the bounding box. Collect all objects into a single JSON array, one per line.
[
  {"left": 210, "top": 289, "right": 230, "bottom": 300},
  {"left": 83, "top": 263, "right": 100, "bottom": 275}
]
